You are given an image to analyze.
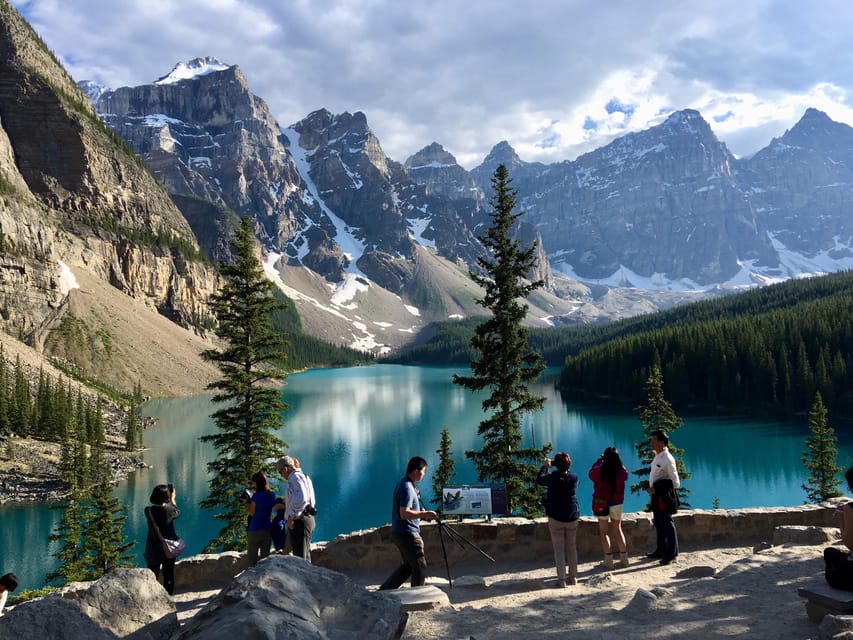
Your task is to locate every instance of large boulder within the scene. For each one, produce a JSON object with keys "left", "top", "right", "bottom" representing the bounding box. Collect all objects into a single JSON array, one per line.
[
  {"left": 0, "top": 568, "right": 177, "bottom": 640},
  {"left": 174, "top": 555, "right": 406, "bottom": 639}
]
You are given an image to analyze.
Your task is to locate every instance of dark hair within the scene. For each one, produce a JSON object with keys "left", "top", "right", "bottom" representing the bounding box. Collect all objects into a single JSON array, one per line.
[
  {"left": 150, "top": 484, "right": 171, "bottom": 505},
  {"left": 406, "top": 456, "right": 428, "bottom": 474},
  {"left": 553, "top": 452, "right": 571, "bottom": 472},
  {"left": 252, "top": 471, "right": 271, "bottom": 495},
  {"left": 600, "top": 447, "right": 624, "bottom": 488},
  {"left": 845, "top": 466, "right": 853, "bottom": 489},
  {"left": 650, "top": 429, "right": 669, "bottom": 446},
  {"left": 0, "top": 572, "right": 18, "bottom": 591}
]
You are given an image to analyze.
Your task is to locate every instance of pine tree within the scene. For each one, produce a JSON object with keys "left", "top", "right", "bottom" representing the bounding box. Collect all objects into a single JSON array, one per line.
[
  {"left": 80, "top": 471, "right": 135, "bottom": 578},
  {"left": 46, "top": 493, "right": 87, "bottom": 585},
  {"left": 631, "top": 365, "right": 691, "bottom": 505},
  {"left": 453, "top": 164, "right": 549, "bottom": 516},
  {"left": 201, "top": 216, "right": 289, "bottom": 551},
  {"left": 432, "top": 426, "right": 457, "bottom": 514},
  {"left": 125, "top": 396, "right": 138, "bottom": 451},
  {"left": 802, "top": 392, "right": 843, "bottom": 502}
]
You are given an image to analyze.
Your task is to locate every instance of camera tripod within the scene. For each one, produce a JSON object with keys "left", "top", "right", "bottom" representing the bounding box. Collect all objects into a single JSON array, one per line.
[{"left": 435, "top": 518, "right": 495, "bottom": 590}]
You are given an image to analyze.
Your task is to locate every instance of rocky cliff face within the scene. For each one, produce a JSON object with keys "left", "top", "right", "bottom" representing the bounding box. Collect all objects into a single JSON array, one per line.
[{"left": 0, "top": 2, "right": 218, "bottom": 386}]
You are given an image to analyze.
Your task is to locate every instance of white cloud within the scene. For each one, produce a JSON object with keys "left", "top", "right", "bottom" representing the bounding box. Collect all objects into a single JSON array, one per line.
[{"left": 11, "top": 0, "right": 853, "bottom": 168}]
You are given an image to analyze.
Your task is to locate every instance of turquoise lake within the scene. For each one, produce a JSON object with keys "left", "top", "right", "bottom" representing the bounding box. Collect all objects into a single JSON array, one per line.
[{"left": 2, "top": 364, "right": 851, "bottom": 591}]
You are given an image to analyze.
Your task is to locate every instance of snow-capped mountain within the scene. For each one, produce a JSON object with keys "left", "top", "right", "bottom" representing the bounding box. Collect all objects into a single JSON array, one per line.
[{"left": 80, "top": 58, "right": 853, "bottom": 353}]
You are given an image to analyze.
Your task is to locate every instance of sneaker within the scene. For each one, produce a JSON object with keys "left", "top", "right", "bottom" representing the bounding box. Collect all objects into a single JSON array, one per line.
[
  {"left": 556, "top": 580, "right": 567, "bottom": 588},
  {"left": 619, "top": 552, "right": 630, "bottom": 568},
  {"left": 567, "top": 577, "right": 577, "bottom": 586},
  {"left": 603, "top": 553, "right": 614, "bottom": 569}
]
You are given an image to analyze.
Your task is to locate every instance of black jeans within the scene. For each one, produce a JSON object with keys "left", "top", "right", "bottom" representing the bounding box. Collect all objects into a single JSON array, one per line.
[
  {"left": 652, "top": 505, "right": 679, "bottom": 560},
  {"left": 291, "top": 514, "right": 315, "bottom": 562},
  {"left": 379, "top": 532, "right": 427, "bottom": 590},
  {"left": 147, "top": 557, "right": 176, "bottom": 595}
]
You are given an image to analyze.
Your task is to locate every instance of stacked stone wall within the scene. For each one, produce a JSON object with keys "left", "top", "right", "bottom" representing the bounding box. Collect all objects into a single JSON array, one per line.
[{"left": 174, "top": 504, "right": 837, "bottom": 590}]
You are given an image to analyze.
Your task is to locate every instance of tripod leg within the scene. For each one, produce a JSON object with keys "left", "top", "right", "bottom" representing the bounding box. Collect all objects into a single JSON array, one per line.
[
  {"left": 441, "top": 523, "right": 496, "bottom": 563},
  {"left": 437, "top": 521, "right": 453, "bottom": 590}
]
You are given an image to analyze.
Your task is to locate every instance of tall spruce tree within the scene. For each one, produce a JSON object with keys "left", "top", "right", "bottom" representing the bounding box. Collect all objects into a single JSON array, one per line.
[
  {"left": 453, "top": 164, "right": 549, "bottom": 516},
  {"left": 631, "top": 365, "right": 691, "bottom": 505},
  {"left": 201, "top": 216, "right": 289, "bottom": 551},
  {"left": 46, "top": 493, "right": 87, "bottom": 585},
  {"left": 802, "top": 392, "right": 843, "bottom": 502},
  {"left": 432, "top": 426, "right": 457, "bottom": 514},
  {"left": 81, "top": 470, "right": 135, "bottom": 578}
]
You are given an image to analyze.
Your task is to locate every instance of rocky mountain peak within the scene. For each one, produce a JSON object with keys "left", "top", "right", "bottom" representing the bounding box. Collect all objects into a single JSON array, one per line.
[
  {"left": 774, "top": 107, "right": 853, "bottom": 154},
  {"left": 404, "top": 143, "right": 482, "bottom": 201},
  {"left": 404, "top": 142, "right": 459, "bottom": 169},
  {"left": 483, "top": 140, "right": 524, "bottom": 168}
]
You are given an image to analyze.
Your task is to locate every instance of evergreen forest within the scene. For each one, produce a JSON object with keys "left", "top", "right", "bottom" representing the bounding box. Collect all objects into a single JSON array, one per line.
[{"left": 560, "top": 270, "right": 853, "bottom": 417}]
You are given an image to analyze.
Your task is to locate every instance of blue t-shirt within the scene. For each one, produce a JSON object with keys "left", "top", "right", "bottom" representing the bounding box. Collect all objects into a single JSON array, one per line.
[
  {"left": 248, "top": 490, "right": 277, "bottom": 531},
  {"left": 391, "top": 477, "right": 420, "bottom": 535}
]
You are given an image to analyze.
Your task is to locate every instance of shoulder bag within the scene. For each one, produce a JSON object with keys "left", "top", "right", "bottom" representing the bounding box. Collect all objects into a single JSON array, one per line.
[{"left": 145, "top": 506, "right": 186, "bottom": 559}]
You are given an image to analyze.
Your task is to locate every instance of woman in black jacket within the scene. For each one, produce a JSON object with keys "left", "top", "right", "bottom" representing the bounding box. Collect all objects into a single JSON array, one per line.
[
  {"left": 144, "top": 483, "right": 181, "bottom": 595},
  {"left": 536, "top": 452, "right": 580, "bottom": 587}
]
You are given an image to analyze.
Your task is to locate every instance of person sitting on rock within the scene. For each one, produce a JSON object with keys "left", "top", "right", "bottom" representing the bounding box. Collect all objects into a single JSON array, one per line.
[
  {"left": 0, "top": 572, "right": 18, "bottom": 616},
  {"left": 825, "top": 466, "right": 853, "bottom": 590}
]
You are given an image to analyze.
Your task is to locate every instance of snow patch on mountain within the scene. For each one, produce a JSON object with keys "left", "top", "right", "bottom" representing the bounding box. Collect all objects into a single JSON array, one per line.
[
  {"left": 407, "top": 218, "right": 436, "bottom": 249},
  {"left": 58, "top": 261, "right": 79, "bottom": 296},
  {"left": 155, "top": 57, "right": 230, "bottom": 85},
  {"left": 281, "top": 126, "right": 368, "bottom": 276}
]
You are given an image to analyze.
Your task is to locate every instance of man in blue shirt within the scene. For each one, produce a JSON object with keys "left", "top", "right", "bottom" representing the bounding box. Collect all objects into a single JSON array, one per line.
[{"left": 379, "top": 456, "right": 438, "bottom": 590}]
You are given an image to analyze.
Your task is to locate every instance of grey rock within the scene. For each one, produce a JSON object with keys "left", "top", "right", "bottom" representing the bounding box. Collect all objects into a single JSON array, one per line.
[
  {"left": 819, "top": 614, "right": 853, "bottom": 640},
  {"left": 773, "top": 525, "right": 838, "bottom": 546},
  {"left": 674, "top": 565, "right": 717, "bottom": 579},
  {"left": 753, "top": 541, "right": 773, "bottom": 553},
  {"left": 174, "top": 555, "right": 405, "bottom": 640},
  {"left": 0, "top": 597, "right": 114, "bottom": 640},
  {"left": 381, "top": 585, "right": 450, "bottom": 611},
  {"left": 174, "top": 551, "right": 247, "bottom": 590},
  {"left": 453, "top": 575, "right": 487, "bottom": 588},
  {"left": 0, "top": 568, "right": 177, "bottom": 640}
]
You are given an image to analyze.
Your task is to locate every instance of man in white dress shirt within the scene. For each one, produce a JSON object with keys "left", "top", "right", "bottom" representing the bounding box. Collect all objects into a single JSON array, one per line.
[
  {"left": 645, "top": 429, "right": 680, "bottom": 565},
  {"left": 276, "top": 455, "right": 317, "bottom": 562}
]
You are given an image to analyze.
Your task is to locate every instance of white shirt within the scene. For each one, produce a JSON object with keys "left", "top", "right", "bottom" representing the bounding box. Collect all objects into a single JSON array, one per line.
[
  {"left": 0, "top": 589, "right": 8, "bottom": 616},
  {"left": 649, "top": 447, "right": 680, "bottom": 488},
  {"left": 284, "top": 469, "right": 316, "bottom": 519}
]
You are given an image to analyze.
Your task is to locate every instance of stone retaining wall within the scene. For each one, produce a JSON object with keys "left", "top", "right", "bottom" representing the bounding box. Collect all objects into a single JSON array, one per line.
[{"left": 174, "top": 504, "right": 838, "bottom": 590}]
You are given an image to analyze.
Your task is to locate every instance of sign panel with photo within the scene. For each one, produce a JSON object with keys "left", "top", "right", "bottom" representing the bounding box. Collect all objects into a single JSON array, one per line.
[{"left": 442, "top": 485, "right": 499, "bottom": 515}]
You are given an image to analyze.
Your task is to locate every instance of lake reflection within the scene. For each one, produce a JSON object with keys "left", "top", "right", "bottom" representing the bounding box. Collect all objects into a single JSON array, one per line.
[{"left": 2, "top": 364, "right": 851, "bottom": 591}]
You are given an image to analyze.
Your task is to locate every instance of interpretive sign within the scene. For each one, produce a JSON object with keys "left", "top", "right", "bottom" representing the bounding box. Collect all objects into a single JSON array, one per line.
[{"left": 441, "top": 484, "right": 508, "bottom": 516}]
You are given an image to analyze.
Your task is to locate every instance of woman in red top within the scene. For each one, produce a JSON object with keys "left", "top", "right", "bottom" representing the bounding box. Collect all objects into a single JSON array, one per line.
[{"left": 588, "top": 447, "right": 629, "bottom": 569}]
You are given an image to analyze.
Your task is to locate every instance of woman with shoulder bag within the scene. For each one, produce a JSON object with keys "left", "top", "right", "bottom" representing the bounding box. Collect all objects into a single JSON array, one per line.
[
  {"left": 144, "top": 483, "right": 182, "bottom": 595},
  {"left": 589, "top": 447, "right": 629, "bottom": 569}
]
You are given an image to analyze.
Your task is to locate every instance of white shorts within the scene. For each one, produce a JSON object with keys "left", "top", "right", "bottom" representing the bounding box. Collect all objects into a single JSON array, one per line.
[{"left": 597, "top": 503, "right": 623, "bottom": 521}]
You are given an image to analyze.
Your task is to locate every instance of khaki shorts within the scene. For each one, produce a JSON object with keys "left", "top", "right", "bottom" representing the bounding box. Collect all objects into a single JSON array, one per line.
[{"left": 596, "top": 503, "right": 623, "bottom": 521}]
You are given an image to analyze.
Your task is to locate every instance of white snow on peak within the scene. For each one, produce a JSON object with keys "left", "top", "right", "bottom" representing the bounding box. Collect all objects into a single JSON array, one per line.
[
  {"left": 280, "top": 126, "right": 368, "bottom": 277},
  {"left": 154, "top": 57, "right": 230, "bottom": 85},
  {"left": 58, "top": 261, "right": 79, "bottom": 296},
  {"left": 407, "top": 161, "right": 457, "bottom": 170},
  {"left": 404, "top": 305, "right": 421, "bottom": 317},
  {"left": 551, "top": 231, "right": 853, "bottom": 294}
]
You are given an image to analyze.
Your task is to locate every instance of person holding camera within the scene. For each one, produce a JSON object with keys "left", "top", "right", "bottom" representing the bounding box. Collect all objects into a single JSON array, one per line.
[
  {"left": 537, "top": 452, "right": 580, "bottom": 587},
  {"left": 276, "top": 455, "right": 316, "bottom": 562},
  {"left": 246, "top": 471, "right": 277, "bottom": 566},
  {"left": 144, "top": 483, "right": 180, "bottom": 595}
]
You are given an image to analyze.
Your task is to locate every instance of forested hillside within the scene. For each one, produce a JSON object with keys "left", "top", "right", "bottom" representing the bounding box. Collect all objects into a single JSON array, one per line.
[{"left": 560, "top": 271, "right": 853, "bottom": 417}]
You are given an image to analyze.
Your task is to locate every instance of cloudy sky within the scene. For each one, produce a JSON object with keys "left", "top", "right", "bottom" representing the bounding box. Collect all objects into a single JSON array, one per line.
[{"left": 11, "top": 0, "right": 853, "bottom": 169}]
